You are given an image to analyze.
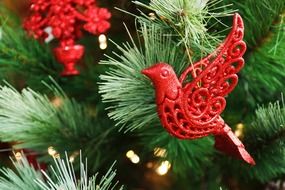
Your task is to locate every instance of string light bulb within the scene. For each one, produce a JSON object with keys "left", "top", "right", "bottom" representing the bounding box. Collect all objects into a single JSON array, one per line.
[
  {"left": 51, "top": 96, "right": 63, "bottom": 108},
  {"left": 126, "top": 150, "right": 140, "bottom": 164},
  {"left": 69, "top": 151, "right": 80, "bottom": 163},
  {"left": 156, "top": 161, "right": 171, "bottom": 176},
  {"left": 54, "top": 153, "right": 60, "bottom": 159},
  {"left": 130, "top": 155, "right": 140, "bottom": 164},
  {"left": 148, "top": 12, "right": 156, "bottom": 20},
  {"left": 146, "top": 162, "right": 154, "bottom": 169},
  {"left": 15, "top": 152, "right": 22, "bottom": 161},
  {"left": 154, "top": 147, "right": 167, "bottom": 158},
  {"left": 48, "top": 146, "right": 58, "bottom": 158},
  {"left": 98, "top": 34, "right": 107, "bottom": 50},
  {"left": 235, "top": 123, "right": 244, "bottom": 138},
  {"left": 126, "top": 150, "right": 134, "bottom": 158}
]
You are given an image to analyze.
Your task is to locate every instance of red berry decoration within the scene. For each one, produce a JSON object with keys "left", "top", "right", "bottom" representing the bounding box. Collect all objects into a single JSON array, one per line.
[
  {"left": 142, "top": 14, "right": 255, "bottom": 165},
  {"left": 23, "top": 0, "right": 111, "bottom": 76}
]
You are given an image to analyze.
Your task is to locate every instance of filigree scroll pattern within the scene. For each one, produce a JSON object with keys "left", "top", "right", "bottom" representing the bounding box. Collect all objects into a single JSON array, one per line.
[{"left": 160, "top": 14, "right": 246, "bottom": 138}]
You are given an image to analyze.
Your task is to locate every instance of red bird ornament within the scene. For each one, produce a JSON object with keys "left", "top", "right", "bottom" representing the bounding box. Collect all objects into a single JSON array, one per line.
[{"left": 142, "top": 14, "right": 255, "bottom": 165}]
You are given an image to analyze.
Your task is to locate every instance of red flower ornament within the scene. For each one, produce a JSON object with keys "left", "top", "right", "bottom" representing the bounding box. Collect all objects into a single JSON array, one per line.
[{"left": 24, "top": 0, "right": 111, "bottom": 76}]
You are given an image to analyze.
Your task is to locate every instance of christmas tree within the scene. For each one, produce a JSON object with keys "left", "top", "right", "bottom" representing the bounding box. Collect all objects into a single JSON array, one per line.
[{"left": 0, "top": 0, "right": 284, "bottom": 189}]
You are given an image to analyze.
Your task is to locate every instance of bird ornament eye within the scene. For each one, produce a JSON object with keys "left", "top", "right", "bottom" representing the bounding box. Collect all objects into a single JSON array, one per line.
[{"left": 161, "top": 69, "right": 170, "bottom": 78}]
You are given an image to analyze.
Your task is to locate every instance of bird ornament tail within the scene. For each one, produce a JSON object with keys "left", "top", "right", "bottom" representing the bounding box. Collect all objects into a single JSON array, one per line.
[
  {"left": 214, "top": 123, "right": 255, "bottom": 165},
  {"left": 142, "top": 13, "right": 255, "bottom": 165}
]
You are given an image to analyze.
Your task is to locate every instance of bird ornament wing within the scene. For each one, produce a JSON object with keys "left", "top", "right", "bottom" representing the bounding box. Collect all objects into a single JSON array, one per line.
[{"left": 179, "top": 13, "right": 246, "bottom": 126}]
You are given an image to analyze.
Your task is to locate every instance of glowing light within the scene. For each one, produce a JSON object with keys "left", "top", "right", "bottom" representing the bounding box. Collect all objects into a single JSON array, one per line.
[
  {"left": 98, "top": 34, "right": 107, "bottom": 42},
  {"left": 69, "top": 151, "right": 79, "bottom": 163},
  {"left": 98, "top": 34, "right": 108, "bottom": 50},
  {"left": 126, "top": 150, "right": 140, "bottom": 164},
  {"left": 99, "top": 43, "right": 107, "bottom": 50},
  {"left": 54, "top": 153, "right": 60, "bottom": 159},
  {"left": 15, "top": 152, "right": 22, "bottom": 160},
  {"left": 130, "top": 155, "right": 140, "bottom": 164},
  {"left": 156, "top": 161, "right": 171, "bottom": 176},
  {"left": 51, "top": 96, "right": 63, "bottom": 108},
  {"left": 48, "top": 146, "right": 57, "bottom": 157},
  {"left": 148, "top": 12, "right": 156, "bottom": 20},
  {"left": 146, "top": 162, "right": 154, "bottom": 168},
  {"left": 69, "top": 155, "right": 75, "bottom": 163},
  {"left": 126, "top": 150, "right": 135, "bottom": 158},
  {"left": 235, "top": 123, "right": 244, "bottom": 138},
  {"left": 154, "top": 147, "right": 167, "bottom": 157}
]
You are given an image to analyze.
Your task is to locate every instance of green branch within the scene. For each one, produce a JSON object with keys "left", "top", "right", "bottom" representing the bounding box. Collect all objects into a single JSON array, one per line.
[
  {"left": 0, "top": 11, "right": 59, "bottom": 78},
  {"left": 246, "top": 98, "right": 285, "bottom": 149},
  {"left": 0, "top": 153, "right": 123, "bottom": 190},
  {"left": 37, "top": 153, "right": 123, "bottom": 190},
  {"left": 134, "top": 0, "right": 233, "bottom": 59},
  {"left": 241, "top": 19, "right": 285, "bottom": 103},
  {"left": 0, "top": 79, "right": 116, "bottom": 171},
  {"left": 99, "top": 1, "right": 229, "bottom": 175},
  {"left": 100, "top": 23, "right": 187, "bottom": 132},
  {"left": 227, "top": 0, "right": 285, "bottom": 49},
  {"left": 0, "top": 153, "right": 43, "bottom": 190},
  {"left": 218, "top": 98, "right": 285, "bottom": 183}
]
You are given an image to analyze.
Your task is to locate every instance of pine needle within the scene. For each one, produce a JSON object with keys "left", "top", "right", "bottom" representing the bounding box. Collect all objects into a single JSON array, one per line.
[
  {"left": 0, "top": 153, "right": 123, "bottom": 190},
  {"left": 0, "top": 79, "right": 115, "bottom": 172},
  {"left": 0, "top": 153, "right": 43, "bottom": 190},
  {"left": 37, "top": 153, "right": 123, "bottom": 190}
]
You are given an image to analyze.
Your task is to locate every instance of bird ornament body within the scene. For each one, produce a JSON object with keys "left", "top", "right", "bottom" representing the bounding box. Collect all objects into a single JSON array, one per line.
[{"left": 142, "top": 14, "right": 255, "bottom": 165}]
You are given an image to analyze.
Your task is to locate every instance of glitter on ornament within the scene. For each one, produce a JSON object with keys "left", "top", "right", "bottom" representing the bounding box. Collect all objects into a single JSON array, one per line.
[
  {"left": 23, "top": 0, "right": 111, "bottom": 76},
  {"left": 142, "top": 14, "right": 255, "bottom": 165}
]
